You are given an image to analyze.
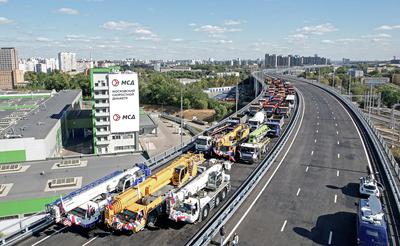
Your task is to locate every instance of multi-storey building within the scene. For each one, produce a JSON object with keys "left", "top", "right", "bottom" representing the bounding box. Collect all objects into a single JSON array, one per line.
[
  {"left": 58, "top": 52, "right": 77, "bottom": 72},
  {"left": 0, "top": 47, "right": 24, "bottom": 89},
  {"left": 90, "top": 68, "right": 139, "bottom": 154}
]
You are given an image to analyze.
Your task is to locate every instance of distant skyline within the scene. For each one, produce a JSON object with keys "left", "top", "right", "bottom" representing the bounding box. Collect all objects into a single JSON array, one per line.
[{"left": 0, "top": 0, "right": 399, "bottom": 60}]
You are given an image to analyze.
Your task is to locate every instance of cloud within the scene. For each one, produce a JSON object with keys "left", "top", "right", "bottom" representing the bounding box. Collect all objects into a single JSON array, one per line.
[
  {"left": 336, "top": 38, "right": 360, "bottom": 42},
  {"left": 194, "top": 25, "right": 241, "bottom": 34},
  {"left": 134, "top": 28, "right": 153, "bottom": 35},
  {"left": 189, "top": 23, "right": 197, "bottom": 27},
  {"left": 65, "top": 34, "right": 101, "bottom": 43},
  {"left": 321, "top": 39, "right": 334, "bottom": 44},
  {"left": 36, "top": 37, "right": 52, "bottom": 42},
  {"left": 102, "top": 20, "right": 138, "bottom": 30},
  {"left": 375, "top": 25, "right": 400, "bottom": 31},
  {"left": 286, "top": 33, "right": 308, "bottom": 42},
  {"left": 0, "top": 0, "right": 8, "bottom": 3},
  {"left": 0, "top": 17, "right": 12, "bottom": 24},
  {"left": 224, "top": 20, "right": 245, "bottom": 25},
  {"left": 136, "top": 36, "right": 160, "bottom": 41},
  {"left": 213, "top": 39, "right": 233, "bottom": 44},
  {"left": 171, "top": 38, "right": 183, "bottom": 42},
  {"left": 57, "top": 8, "right": 79, "bottom": 15},
  {"left": 296, "top": 23, "right": 337, "bottom": 35},
  {"left": 362, "top": 33, "right": 391, "bottom": 38}
]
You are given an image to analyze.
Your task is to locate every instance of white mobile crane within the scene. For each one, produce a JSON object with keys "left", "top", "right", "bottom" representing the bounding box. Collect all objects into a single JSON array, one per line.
[
  {"left": 46, "top": 163, "right": 150, "bottom": 229},
  {"left": 167, "top": 163, "right": 230, "bottom": 223}
]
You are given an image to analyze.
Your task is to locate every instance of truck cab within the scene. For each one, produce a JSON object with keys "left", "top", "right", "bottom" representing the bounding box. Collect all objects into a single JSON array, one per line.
[
  {"left": 195, "top": 136, "right": 213, "bottom": 153},
  {"left": 239, "top": 143, "right": 260, "bottom": 163},
  {"left": 117, "top": 168, "right": 148, "bottom": 192},
  {"left": 359, "top": 176, "right": 382, "bottom": 198}
]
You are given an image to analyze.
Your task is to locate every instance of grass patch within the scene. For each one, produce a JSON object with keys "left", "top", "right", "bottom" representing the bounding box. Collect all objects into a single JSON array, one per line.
[{"left": 0, "top": 196, "right": 59, "bottom": 217}]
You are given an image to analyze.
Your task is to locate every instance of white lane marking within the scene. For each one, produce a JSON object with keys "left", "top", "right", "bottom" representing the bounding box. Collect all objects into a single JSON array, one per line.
[
  {"left": 317, "top": 122, "right": 320, "bottom": 125},
  {"left": 337, "top": 140, "right": 340, "bottom": 145},
  {"left": 328, "top": 91, "right": 373, "bottom": 175},
  {"left": 31, "top": 227, "right": 67, "bottom": 246},
  {"left": 314, "top": 139, "right": 317, "bottom": 143},
  {"left": 328, "top": 231, "right": 333, "bottom": 245},
  {"left": 316, "top": 129, "right": 319, "bottom": 133},
  {"left": 334, "top": 194, "right": 337, "bottom": 203},
  {"left": 333, "top": 117, "right": 336, "bottom": 120},
  {"left": 336, "top": 131, "right": 339, "bottom": 135},
  {"left": 311, "top": 150, "right": 314, "bottom": 156},
  {"left": 224, "top": 90, "right": 306, "bottom": 244},
  {"left": 336, "top": 170, "right": 340, "bottom": 177},
  {"left": 305, "top": 166, "right": 309, "bottom": 172},
  {"left": 296, "top": 188, "right": 301, "bottom": 196},
  {"left": 317, "top": 111, "right": 319, "bottom": 114},
  {"left": 281, "top": 220, "right": 288, "bottom": 232},
  {"left": 337, "top": 153, "right": 340, "bottom": 159},
  {"left": 82, "top": 237, "right": 98, "bottom": 246},
  {"left": 331, "top": 112, "right": 334, "bottom": 114},
  {"left": 317, "top": 116, "right": 319, "bottom": 119},
  {"left": 335, "top": 123, "right": 338, "bottom": 127}
]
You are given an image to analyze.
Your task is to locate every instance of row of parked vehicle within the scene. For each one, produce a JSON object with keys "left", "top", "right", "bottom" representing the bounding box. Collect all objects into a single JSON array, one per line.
[
  {"left": 45, "top": 78, "right": 296, "bottom": 235},
  {"left": 194, "top": 78, "right": 295, "bottom": 164}
]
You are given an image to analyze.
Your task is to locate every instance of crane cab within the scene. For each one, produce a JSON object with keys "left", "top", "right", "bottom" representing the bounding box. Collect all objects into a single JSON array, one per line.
[{"left": 172, "top": 165, "right": 197, "bottom": 187}]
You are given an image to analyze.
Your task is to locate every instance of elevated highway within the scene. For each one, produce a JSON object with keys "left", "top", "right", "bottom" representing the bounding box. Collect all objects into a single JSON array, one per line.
[{"left": 219, "top": 75, "right": 400, "bottom": 245}]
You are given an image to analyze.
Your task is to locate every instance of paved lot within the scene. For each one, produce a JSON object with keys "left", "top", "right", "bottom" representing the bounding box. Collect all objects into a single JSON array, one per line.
[
  {"left": 0, "top": 153, "right": 146, "bottom": 202},
  {"left": 139, "top": 116, "right": 192, "bottom": 157}
]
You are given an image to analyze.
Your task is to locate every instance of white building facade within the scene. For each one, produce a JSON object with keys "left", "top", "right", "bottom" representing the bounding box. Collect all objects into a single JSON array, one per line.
[
  {"left": 90, "top": 68, "right": 139, "bottom": 154},
  {"left": 58, "top": 52, "right": 77, "bottom": 72}
]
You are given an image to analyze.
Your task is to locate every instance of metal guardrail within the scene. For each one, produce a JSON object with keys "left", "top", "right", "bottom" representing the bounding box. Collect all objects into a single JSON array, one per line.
[
  {"left": 186, "top": 73, "right": 301, "bottom": 246},
  {"left": 0, "top": 75, "right": 266, "bottom": 246}
]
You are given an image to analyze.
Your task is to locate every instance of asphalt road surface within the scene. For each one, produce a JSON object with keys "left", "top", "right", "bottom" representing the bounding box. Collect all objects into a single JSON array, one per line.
[{"left": 220, "top": 79, "right": 370, "bottom": 246}]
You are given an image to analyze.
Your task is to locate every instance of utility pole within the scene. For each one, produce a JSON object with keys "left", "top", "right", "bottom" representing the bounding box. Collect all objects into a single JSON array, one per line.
[
  {"left": 318, "top": 67, "right": 321, "bottom": 83},
  {"left": 180, "top": 86, "right": 183, "bottom": 145},
  {"left": 332, "top": 67, "right": 336, "bottom": 88},
  {"left": 236, "top": 77, "right": 239, "bottom": 113},
  {"left": 348, "top": 74, "right": 351, "bottom": 96}
]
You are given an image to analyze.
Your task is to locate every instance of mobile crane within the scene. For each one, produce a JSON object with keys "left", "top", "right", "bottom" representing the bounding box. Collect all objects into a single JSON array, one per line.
[
  {"left": 104, "top": 153, "right": 205, "bottom": 233},
  {"left": 168, "top": 163, "right": 230, "bottom": 223},
  {"left": 46, "top": 163, "right": 150, "bottom": 229},
  {"left": 213, "top": 123, "right": 250, "bottom": 162},
  {"left": 239, "top": 124, "right": 271, "bottom": 163}
]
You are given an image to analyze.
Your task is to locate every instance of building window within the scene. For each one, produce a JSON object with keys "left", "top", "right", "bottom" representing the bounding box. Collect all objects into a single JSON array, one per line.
[{"left": 123, "top": 134, "right": 133, "bottom": 139}]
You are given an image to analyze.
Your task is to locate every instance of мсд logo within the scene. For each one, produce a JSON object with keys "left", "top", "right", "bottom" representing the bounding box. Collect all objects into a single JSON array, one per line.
[
  {"left": 113, "top": 114, "right": 121, "bottom": 121},
  {"left": 111, "top": 79, "right": 119, "bottom": 86}
]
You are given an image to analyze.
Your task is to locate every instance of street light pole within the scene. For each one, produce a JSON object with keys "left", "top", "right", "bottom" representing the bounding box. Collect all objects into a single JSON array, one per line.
[
  {"left": 236, "top": 78, "right": 239, "bottom": 113},
  {"left": 180, "top": 86, "right": 183, "bottom": 146},
  {"left": 391, "top": 103, "right": 400, "bottom": 147}
]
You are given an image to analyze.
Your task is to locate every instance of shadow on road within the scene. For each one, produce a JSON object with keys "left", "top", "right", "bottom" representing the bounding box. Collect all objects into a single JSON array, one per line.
[
  {"left": 293, "top": 211, "right": 356, "bottom": 246},
  {"left": 326, "top": 182, "right": 359, "bottom": 198}
]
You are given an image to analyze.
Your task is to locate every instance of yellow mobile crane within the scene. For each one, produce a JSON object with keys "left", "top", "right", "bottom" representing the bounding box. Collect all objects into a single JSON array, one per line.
[
  {"left": 104, "top": 153, "right": 205, "bottom": 233},
  {"left": 213, "top": 123, "right": 250, "bottom": 162}
]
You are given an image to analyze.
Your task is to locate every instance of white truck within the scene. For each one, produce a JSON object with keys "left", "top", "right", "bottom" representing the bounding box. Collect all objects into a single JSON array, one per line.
[
  {"left": 195, "top": 123, "right": 232, "bottom": 154},
  {"left": 167, "top": 164, "right": 230, "bottom": 223},
  {"left": 239, "top": 124, "right": 271, "bottom": 163},
  {"left": 248, "top": 111, "right": 265, "bottom": 131},
  {"left": 46, "top": 164, "right": 150, "bottom": 229}
]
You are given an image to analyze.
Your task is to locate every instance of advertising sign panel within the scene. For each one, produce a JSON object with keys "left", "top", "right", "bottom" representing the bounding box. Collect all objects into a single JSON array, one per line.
[{"left": 108, "top": 73, "right": 139, "bottom": 133}]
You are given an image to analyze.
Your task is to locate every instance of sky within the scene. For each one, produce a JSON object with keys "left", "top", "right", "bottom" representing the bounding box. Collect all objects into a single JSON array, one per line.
[{"left": 0, "top": 0, "right": 399, "bottom": 61}]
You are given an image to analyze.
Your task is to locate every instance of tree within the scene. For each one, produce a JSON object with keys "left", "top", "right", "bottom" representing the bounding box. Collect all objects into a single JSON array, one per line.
[{"left": 378, "top": 85, "right": 400, "bottom": 108}]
